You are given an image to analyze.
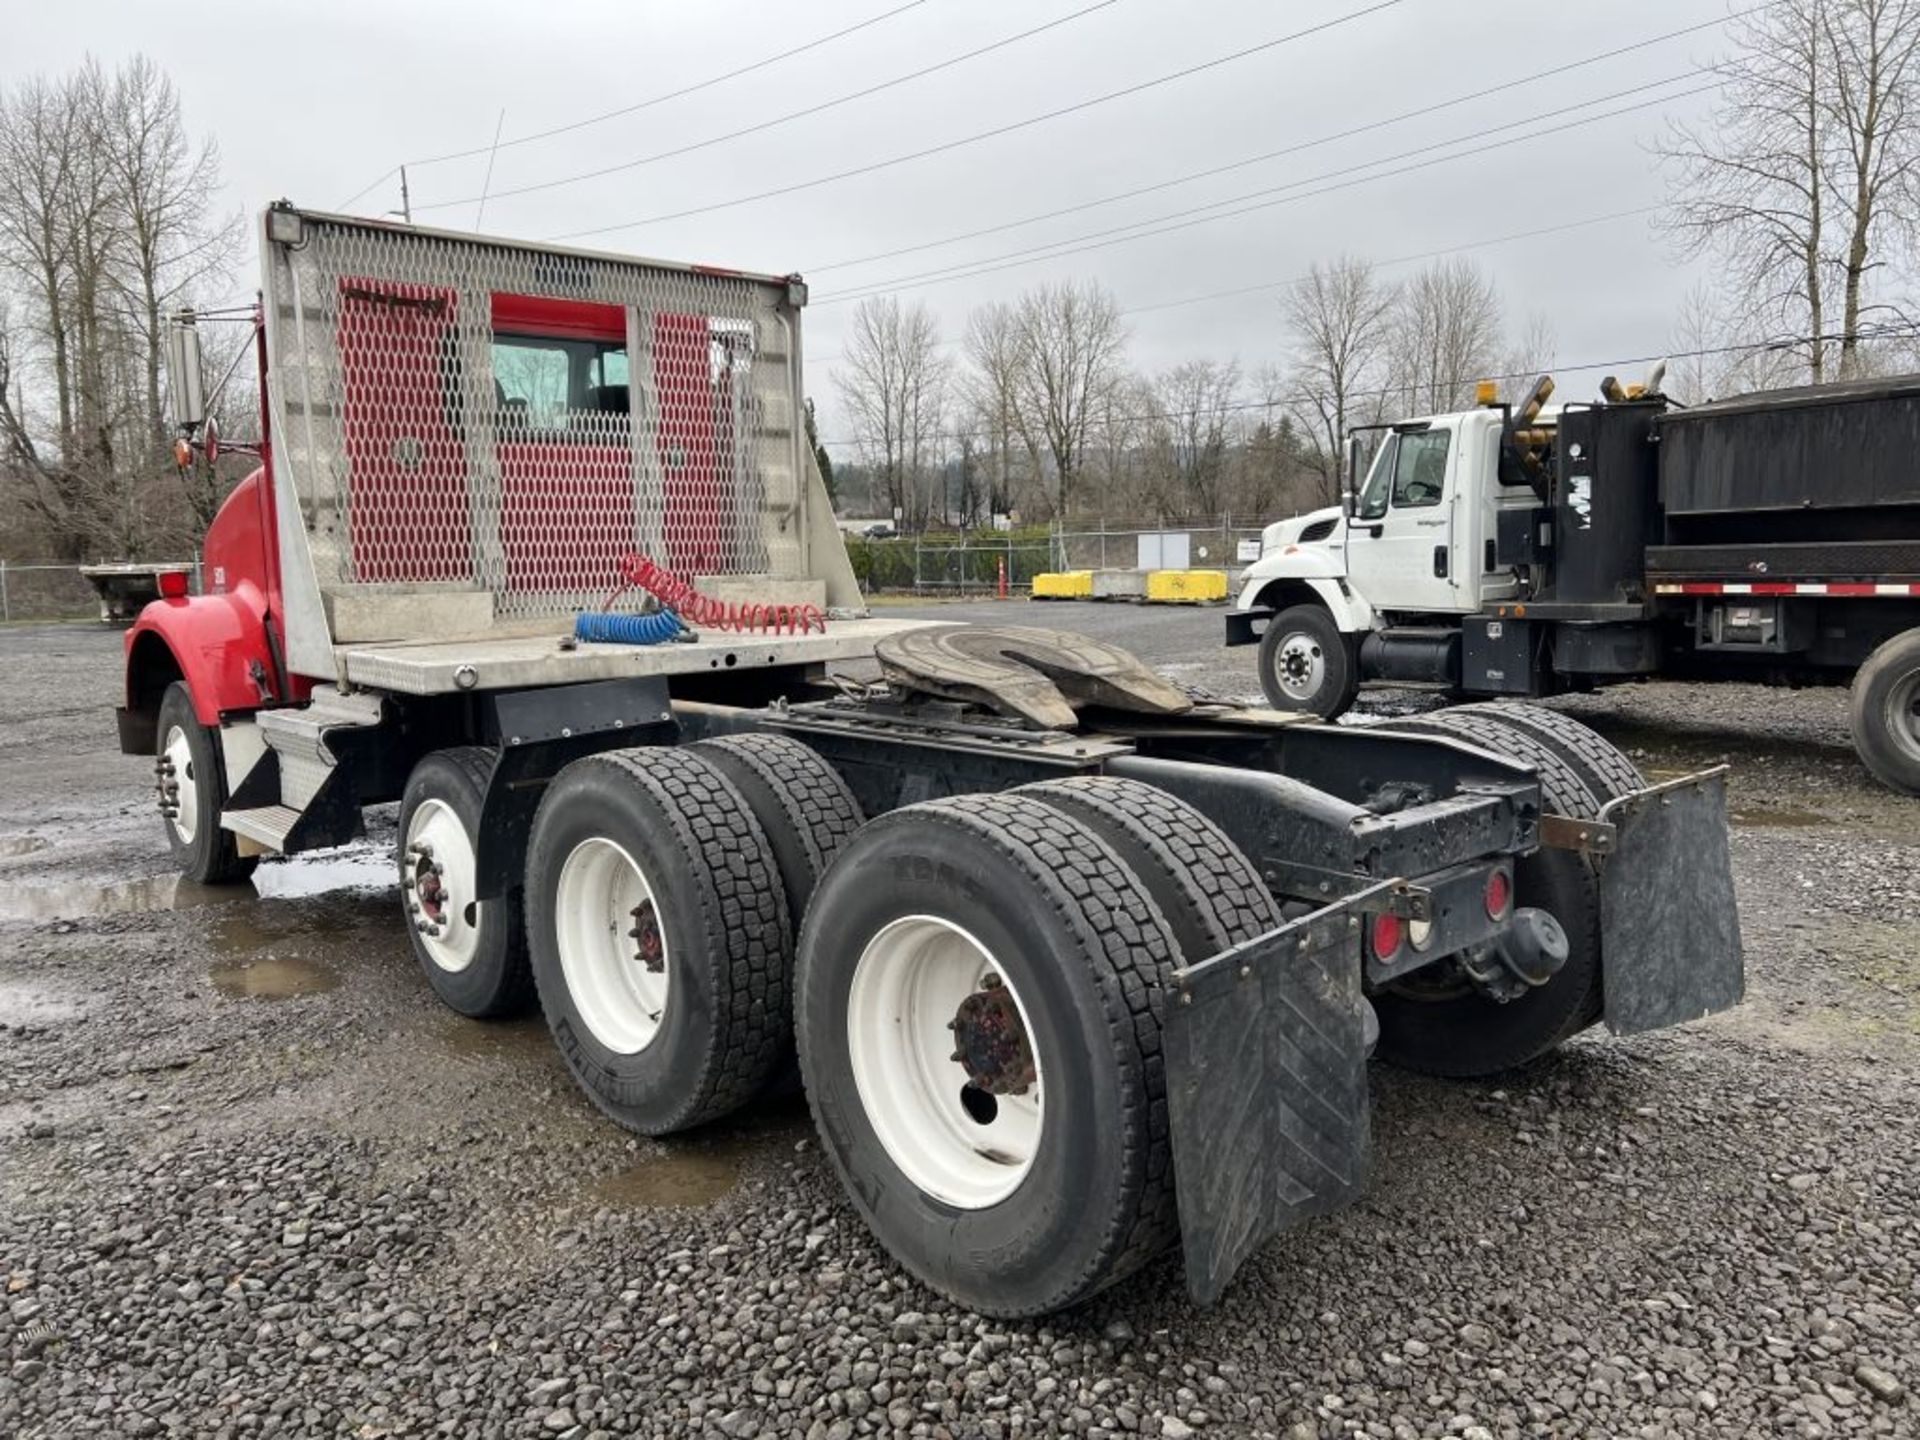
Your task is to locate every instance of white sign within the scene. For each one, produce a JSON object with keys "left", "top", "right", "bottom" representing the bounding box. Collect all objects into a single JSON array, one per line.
[{"left": 1236, "top": 539, "right": 1262, "bottom": 563}]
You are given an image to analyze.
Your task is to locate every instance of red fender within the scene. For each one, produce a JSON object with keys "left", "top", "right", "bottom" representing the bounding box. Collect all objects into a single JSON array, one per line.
[
  {"left": 124, "top": 582, "right": 280, "bottom": 726},
  {"left": 120, "top": 466, "right": 308, "bottom": 740}
]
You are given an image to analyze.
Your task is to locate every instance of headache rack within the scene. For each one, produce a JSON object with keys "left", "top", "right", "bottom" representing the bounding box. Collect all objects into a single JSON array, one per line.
[{"left": 258, "top": 204, "right": 869, "bottom": 690}]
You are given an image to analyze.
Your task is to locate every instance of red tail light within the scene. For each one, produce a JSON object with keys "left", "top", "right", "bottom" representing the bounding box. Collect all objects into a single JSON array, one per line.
[
  {"left": 1370, "top": 912, "right": 1405, "bottom": 960},
  {"left": 1485, "top": 868, "right": 1512, "bottom": 920},
  {"left": 157, "top": 570, "right": 189, "bottom": 599}
]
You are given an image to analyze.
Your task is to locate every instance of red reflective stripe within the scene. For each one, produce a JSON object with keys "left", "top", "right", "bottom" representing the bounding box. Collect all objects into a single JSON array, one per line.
[{"left": 1825, "top": 582, "right": 1879, "bottom": 596}]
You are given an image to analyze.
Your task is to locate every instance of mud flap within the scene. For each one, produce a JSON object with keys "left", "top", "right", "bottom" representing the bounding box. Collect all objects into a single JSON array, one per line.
[
  {"left": 1163, "top": 885, "right": 1387, "bottom": 1306},
  {"left": 1598, "top": 768, "right": 1744, "bottom": 1035}
]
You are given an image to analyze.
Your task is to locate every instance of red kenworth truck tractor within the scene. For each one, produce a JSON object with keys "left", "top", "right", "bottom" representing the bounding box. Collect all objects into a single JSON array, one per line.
[{"left": 119, "top": 204, "right": 1743, "bottom": 1316}]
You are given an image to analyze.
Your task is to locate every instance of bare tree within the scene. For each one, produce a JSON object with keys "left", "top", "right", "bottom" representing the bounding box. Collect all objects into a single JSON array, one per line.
[
  {"left": 1659, "top": 0, "right": 1920, "bottom": 382},
  {"left": 1821, "top": 0, "right": 1920, "bottom": 374},
  {"left": 1386, "top": 257, "right": 1504, "bottom": 416},
  {"left": 960, "top": 302, "right": 1028, "bottom": 518},
  {"left": 1282, "top": 256, "right": 1393, "bottom": 506},
  {"left": 0, "top": 57, "right": 238, "bottom": 559},
  {"left": 104, "top": 56, "right": 243, "bottom": 452},
  {"left": 834, "top": 296, "right": 948, "bottom": 531},
  {"left": 1154, "top": 358, "right": 1240, "bottom": 518},
  {"left": 1009, "top": 280, "right": 1127, "bottom": 516}
]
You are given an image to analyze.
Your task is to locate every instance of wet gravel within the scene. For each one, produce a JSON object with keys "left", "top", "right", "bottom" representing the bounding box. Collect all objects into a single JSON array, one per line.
[{"left": 2, "top": 615, "right": 1917, "bottom": 1439}]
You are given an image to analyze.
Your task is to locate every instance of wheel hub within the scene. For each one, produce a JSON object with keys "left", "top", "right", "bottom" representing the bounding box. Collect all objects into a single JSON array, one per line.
[
  {"left": 1276, "top": 634, "right": 1324, "bottom": 699},
  {"left": 627, "top": 899, "right": 664, "bottom": 973},
  {"left": 404, "top": 840, "right": 447, "bottom": 937},
  {"left": 948, "top": 975, "right": 1037, "bottom": 1096}
]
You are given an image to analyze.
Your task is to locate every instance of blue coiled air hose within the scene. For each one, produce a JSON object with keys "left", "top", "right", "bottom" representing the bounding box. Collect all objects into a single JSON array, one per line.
[{"left": 573, "top": 608, "right": 685, "bottom": 645}]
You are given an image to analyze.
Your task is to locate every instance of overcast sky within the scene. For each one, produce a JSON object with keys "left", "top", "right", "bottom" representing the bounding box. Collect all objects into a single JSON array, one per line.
[{"left": 11, "top": 0, "right": 1730, "bottom": 449}]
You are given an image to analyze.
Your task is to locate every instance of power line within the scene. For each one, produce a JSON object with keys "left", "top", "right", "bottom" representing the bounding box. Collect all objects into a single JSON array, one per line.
[
  {"left": 810, "top": 204, "right": 1661, "bottom": 364},
  {"left": 333, "top": 0, "right": 933, "bottom": 212},
  {"left": 414, "top": 0, "right": 1131, "bottom": 213},
  {"left": 551, "top": 0, "right": 1415, "bottom": 241},
  {"left": 816, "top": 323, "right": 1920, "bottom": 452},
  {"left": 813, "top": 78, "right": 1717, "bottom": 307},
  {"left": 802, "top": 8, "right": 1750, "bottom": 277}
]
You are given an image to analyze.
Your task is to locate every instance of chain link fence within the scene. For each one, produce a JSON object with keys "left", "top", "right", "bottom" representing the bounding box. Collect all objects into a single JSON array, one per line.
[{"left": 845, "top": 517, "right": 1270, "bottom": 595}]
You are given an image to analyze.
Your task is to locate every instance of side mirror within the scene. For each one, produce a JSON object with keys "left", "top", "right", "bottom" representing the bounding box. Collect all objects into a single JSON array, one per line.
[
  {"left": 1342, "top": 433, "right": 1363, "bottom": 516},
  {"left": 164, "top": 309, "right": 206, "bottom": 433}
]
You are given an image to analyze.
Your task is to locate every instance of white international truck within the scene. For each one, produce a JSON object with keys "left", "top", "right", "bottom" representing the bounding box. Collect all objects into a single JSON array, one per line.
[
  {"left": 1227, "top": 373, "right": 1920, "bottom": 793},
  {"left": 122, "top": 206, "right": 1742, "bottom": 1316}
]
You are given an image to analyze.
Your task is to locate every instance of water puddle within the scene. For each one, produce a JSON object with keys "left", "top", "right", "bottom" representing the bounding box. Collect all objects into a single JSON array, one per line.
[
  {"left": 585, "top": 1138, "right": 753, "bottom": 1210},
  {"left": 0, "top": 980, "right": 83, "bottom": 1027},
  {"left": 1731, "top": 807, "right": 1831, "bottom": 829},
  {"left": 0, "top": 847, "right": 393, "bottom": 923},
  {"left": 0, "top": 836, "right": 51, "bottom": 858},
  {"left": 208, "top": 955, "right": 340, "bottom": 1000}
]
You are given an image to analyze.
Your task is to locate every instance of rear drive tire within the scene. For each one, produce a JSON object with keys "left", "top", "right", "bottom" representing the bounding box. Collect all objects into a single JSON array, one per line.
[
  {"left": 1850, "top": 628, "right": 1920, "bottom": 795},
  {"left": 525, "top": 748, "right": 791, "bottom": 1134},
  {"left": 691, "top": 732, "right": 865, "bottom": 1093},
  {"left": 398, "top": 747, "right": 532, "bottom": 1018},
  {"left": 1018, "top": 775, "right": 1281, "bottom": 961},
  {"left": 796, "top": 793, "right": 1181, "bottom": 1316},
  {"left": 1447, "top": 701, "right": 1645, "bottom": 801},
  {"left": 689, "top": 733, "right": 865, "bottom": 929},
  {"left": 1371, "top": 707, "right": 1626, "bottom": 1076},
  {"left": 1257, "top": 604, "right": 1357, "bottom": 718},
  {"left": 155, "top": 681, "right": 256, "bottom": 885}
]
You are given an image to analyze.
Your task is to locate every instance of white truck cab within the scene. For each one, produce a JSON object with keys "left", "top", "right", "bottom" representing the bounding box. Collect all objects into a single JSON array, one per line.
[{"left": 1226, "top": 403, "right": 1542, "bottom": 713}]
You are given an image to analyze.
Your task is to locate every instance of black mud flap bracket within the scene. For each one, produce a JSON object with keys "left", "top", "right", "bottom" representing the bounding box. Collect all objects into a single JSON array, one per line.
[
  {"left": 1597, "top": 766, "right": 1744, "bottom": 1035},
  {"left": 1163, "top": 883, "right": 1391, "bottom": 1306}
]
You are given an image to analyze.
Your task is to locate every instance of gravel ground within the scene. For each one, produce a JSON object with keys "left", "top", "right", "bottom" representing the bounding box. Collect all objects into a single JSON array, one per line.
[{"left": 2, "top": 611, "right": 1916, "bottom": 1440}]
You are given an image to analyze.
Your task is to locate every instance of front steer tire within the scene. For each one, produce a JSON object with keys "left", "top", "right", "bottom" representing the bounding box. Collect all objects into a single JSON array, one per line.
[
  {"left": 398, "top": 747, "right": 532, "bottom": 1019},
  {"left": 796, "top": 792, "right": 1181, "bottom": 1318},
  {"left": 1373, "top": 706, "right": 1637, "bottom": 1077},
  {"left": 525, "top": 748, "right": 791, "bottom": 1135},
  {"left": 1257, "top": 603, "right": 1357, "bottom": 718},
  {"left": 155, "top": 681, "right": 256, "bottom": 885}
]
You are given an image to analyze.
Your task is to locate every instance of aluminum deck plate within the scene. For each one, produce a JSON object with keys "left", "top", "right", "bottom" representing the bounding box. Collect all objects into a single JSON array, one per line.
[{"left": 338, "top": 618, "right": 942, "bottom": 696}]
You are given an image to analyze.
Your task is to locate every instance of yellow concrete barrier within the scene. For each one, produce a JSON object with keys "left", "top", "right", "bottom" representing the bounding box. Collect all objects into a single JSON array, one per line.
[
  {"left": 1145, "top": 569, "right": 1229, "bottom": 603},
  {"left": 1030, "top": 570, "right": 1093, "bottom": 599}
]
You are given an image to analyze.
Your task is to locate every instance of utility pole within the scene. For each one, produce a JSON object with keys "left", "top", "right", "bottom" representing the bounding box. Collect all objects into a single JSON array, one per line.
[{"left": 398, "top": 167, "right": 413, "bottom": 224}]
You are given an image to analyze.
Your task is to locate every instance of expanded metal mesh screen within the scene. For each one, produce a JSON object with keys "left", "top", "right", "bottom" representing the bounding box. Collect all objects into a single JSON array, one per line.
[{"left": 262, "top": 210, "right": 806, "bottom": 625}]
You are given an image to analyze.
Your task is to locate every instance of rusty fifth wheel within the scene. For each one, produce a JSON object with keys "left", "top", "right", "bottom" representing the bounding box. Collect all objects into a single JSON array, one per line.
[
  {"left": 398, "top": 748, "right": 531, "bottom": 1019},
  {"left": 524, "top": 748, "right": 791, "bottom": 1135},
  {"left": 796, "top": 791, "right": 1185, "bottom": 1318}
]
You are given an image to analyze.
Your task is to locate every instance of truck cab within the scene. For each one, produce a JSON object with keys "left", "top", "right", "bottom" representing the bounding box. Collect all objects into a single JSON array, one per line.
[{"left": 1227, "top": 402, "right": 1533, "bottom": 713}]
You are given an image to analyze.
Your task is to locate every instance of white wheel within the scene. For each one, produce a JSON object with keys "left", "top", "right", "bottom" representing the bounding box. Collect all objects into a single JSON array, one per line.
[
  {"left": 403, "top": 796, "right": 482, "bottom": 974},
  {"left": 162, "top": 723, "right": 198, "bottom": 844},
  {"left": 845, "top": 914, "right": 1045, "bottom": 1210},
  {"left": 554, "top": 836, "right": 671, "bottom": 1056},
  {"left": 1272, "top": 630, "right": 1326, "bottom": 703}
]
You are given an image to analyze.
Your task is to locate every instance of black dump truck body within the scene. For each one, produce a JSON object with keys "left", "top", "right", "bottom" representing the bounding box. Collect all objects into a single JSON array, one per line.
[{"left": 1473, "top": 375, "right": 1920, "bottom": 791}]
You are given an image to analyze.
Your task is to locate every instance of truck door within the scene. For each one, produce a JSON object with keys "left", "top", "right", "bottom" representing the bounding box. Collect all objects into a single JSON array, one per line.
[{"left": 1344, "top": 422, "right": 1466, "bottom": 615}]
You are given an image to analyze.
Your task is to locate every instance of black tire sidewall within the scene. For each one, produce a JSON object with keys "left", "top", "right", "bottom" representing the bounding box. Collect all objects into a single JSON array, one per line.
[
  {"left": 797, "top": 819, "right": 1140, "bottom": 1316},
  {"left": 526, "top": 764, "right": 734, "bottom": 1134},
  {"left": 1258, "top": 604, "right": 1355, "bottom": 717},
  {"left": 1850, "top": 629, "right": 1920, "bottom": 794},
  {"left": 398, "top": 750, "right": 527, "bottom": 1018},
  {"left": 156, "top": 682, "right": 252, "bottom": 884}
]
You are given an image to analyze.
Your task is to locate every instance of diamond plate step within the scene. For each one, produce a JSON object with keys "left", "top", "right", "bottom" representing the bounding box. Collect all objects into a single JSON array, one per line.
[
  {"left": 253, "top": 686, "right": 384, "bottom": 809},
  {"left": 221, "top": 804, "right": 302, "bottom": 851}
]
